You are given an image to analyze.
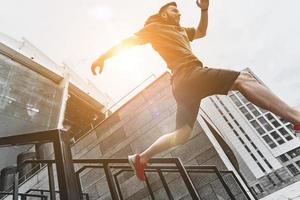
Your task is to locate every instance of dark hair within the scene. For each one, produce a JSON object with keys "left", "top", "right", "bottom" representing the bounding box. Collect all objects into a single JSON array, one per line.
[
  {"left": 144, "top": 2, "right": 177, "bottom": 26},
  {"left": 159, "top": 2, "right": 177, "bottom": 14}
]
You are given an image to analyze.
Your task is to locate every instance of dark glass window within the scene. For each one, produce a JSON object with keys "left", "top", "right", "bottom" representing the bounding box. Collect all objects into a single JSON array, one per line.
[
  {"left": 239, "top": 138, "right": 245, "bottom": 144},
  {"left": 237, "top": 92, "right": 248, "bottom": 103},
  {"left": 287, "top": 164, "right": 299, "bottom": 176},
  {"left": 278, "top": 128, "right": 293, "bottom": 141},
  {"left": 251, "top": 120, "right": 265, "bottom": 135},
  {"left": 256, "top": 184, "right": 264, "bottom": 193},
  {"left": 247, "top": 103, "right": 260, "bottom": 117},
  {"left": 279, "top": 154, "right": 289, "bottom": 162},
  {"left": 230, "top": 94, "right": 243, "bottom": 107},
  {"left": 257, "top": 163, "right": 266, "bottom": 172},
  {"left": 251, "top": 142, "right": 258, "bottom": 149},
  {"left": 240, "top": 106, "right": 253, "bottom": 120},
  {"left": 262, "top": 135, "right": 277, "bottom": 148},
  {"left": 270, "top": 131, "right": 285, "bottom": 144},
  {"left": 258, "top": 117, "right": 273, "bottom": 131},
  {"left": 287, "top": 147, "right": 300, "bottom": 158},
  {"left": 250, "top": 153, "right": 258, "bottom": 161},
  {"left": 266, "top": 113, "right": 281, "bottom": 127},
  {"left": 245, "top": 145, "right": 251, "bottom": 152},
  {"left": 296, "top": 160, "right": 300, "bottom": 168}
]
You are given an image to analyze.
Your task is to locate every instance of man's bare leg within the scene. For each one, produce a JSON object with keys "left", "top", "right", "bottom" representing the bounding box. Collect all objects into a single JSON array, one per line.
[
  {"left": 231, "top": 72, "right": 300, "bottom": 125},
  {"left": 139, "top": 125, "right": 192, "bottom": 164}
]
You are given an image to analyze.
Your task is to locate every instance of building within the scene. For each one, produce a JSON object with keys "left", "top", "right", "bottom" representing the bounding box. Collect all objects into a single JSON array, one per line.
[
  {"left": 0, "top": 32, "right": 112, "bottom": 172},
  {"left": 201, "top": 68, "right": 300, "bottom": 198}
]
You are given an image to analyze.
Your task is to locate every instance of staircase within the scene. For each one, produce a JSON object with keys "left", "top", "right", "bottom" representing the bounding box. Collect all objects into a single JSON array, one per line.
[{"left": 0, "top": 129, "right": 256, "bottom": 200}]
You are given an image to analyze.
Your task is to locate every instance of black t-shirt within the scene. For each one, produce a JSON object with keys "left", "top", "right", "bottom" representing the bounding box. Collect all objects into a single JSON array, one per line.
[{"left": 135, "top": 23, "right": 202, "bottom": 72}]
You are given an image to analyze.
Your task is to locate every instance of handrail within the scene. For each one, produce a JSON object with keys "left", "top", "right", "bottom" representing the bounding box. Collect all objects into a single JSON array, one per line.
[{"left": 15, "top": 158, "right": 251, "bottom": 199}]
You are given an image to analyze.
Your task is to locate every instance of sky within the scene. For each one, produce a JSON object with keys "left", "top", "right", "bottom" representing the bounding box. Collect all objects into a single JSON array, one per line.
[{"left": 1, "top": 0, "right": 300, "bottom": 106}]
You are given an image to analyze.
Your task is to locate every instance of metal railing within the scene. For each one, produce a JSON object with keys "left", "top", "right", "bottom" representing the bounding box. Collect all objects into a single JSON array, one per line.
[
  {"left": 14, "top": 158, "right": 252, "bottom": 200},
  {"left": 0, "top": 192, "right": 47, "bottom": 200}
]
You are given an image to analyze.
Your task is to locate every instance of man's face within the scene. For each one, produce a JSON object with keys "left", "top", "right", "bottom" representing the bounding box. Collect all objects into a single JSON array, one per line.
[{"left": 161, "top": 5, "right": 181, "bottom": 26}]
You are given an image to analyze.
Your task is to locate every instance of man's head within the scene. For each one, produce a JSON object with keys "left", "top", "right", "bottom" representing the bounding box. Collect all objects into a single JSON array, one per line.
[
  {"left": 159, "top": 2, "right": 181, "bottom": 26},
  {"left": 144, "top": 2, "right": 181, "bottom": 26}
]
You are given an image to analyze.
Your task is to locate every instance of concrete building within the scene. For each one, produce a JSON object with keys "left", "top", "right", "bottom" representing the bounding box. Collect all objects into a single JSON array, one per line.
[
  {"left": 0, "top": 32, "right": 112, "bottom": 172},
  {"left": 201, "top": 68, "right": 300, "bottom": 198}
]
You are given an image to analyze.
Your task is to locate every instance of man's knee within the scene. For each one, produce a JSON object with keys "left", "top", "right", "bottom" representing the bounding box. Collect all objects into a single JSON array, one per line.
[
  {"left": 174, "top": 124, "right": 192, "bottom": 145},
  {"left": 231, "top": 71, "right": 257, "bottom": 91}
]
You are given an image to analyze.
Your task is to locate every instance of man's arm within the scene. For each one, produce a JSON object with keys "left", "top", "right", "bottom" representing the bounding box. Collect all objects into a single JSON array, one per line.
[
  {"left": 194, "top": 0, "right": 209, "bottom": 40},
  {"left": 91, "top": 35, "right": 147, "bottom": 75}
]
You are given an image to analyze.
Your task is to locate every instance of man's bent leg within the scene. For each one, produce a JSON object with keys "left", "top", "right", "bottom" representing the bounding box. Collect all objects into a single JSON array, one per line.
[
  {"left": 128, "top": 124, "right": 192, "bottom": 181},
  {"left": 231, "top": 72, "right": 300, "bottom": 125},
  {"left": 139, "top": 124, "right": 192, "bottom": 164}
]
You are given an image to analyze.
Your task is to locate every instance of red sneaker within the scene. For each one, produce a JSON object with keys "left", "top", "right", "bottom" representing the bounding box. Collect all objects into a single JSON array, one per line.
[
  {"left": 293, "top": 124, "right": 300, "bottom": 139},
  {"left": 128, "top": 154, "right": 146, "bottom": 181}
]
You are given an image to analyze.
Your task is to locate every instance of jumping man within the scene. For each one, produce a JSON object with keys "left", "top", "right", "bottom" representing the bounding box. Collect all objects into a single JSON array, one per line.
[{"left": 91, "top": 0, "right": 300, "bottom": 181}]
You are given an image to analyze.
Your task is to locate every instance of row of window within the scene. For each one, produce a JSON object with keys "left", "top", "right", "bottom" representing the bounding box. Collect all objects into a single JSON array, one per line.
[
  {"left": 211, "top": 96, "right": 273, "bottom": 172},
  {"left": 229, "top": 92, "right": 294, "bottom": 150}
]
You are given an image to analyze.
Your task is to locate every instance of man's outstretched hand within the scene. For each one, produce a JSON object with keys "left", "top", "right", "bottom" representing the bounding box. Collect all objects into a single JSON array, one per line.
[
  {"left": 196, "top": 0, "right": 209, "bottom": 10},
  {"left": 91, "top": 57, "right": 105, "bottom": 75}
]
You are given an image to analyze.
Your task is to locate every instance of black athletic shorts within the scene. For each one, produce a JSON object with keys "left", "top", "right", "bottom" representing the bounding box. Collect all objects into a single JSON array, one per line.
[{"left": 171, "top": 65, "right": 240, "bottom": 129}]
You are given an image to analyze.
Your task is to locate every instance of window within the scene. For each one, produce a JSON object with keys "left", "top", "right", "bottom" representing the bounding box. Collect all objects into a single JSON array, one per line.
[
  {"left": 251, "top": 120, "right": 265, "bottom": 135},
  {"left": 257, "top": 163, "right": 266, "bottom": 172},
  {"left": 247, "top": 103, "right": 260, "bottom": 117},
  {"left": 287, "top": 124, "right": 294, "bottom": 132},
  {"left": 250, "top": 153, "right": 258, "bottom": 161},
  {"left": 287, "top": 147, "right": 300, "bottom": 159},
  {"left": 230, "top": 94, "right": 242, "bottom": 107},
  {"left": 264, "top": 159, "right": 273, "bottom": 169},
  {"left": 258, "top": 117, "right": 273, "bottom": 131},
  {"left": 257, "top": 151, "right": 264, "bottom": 158},
  {"left": 279, "top": 154, "right": 289, "bottom": 163},
  {"left": 233, "top": 130, "right": 239, "bottom": 136},
  {"left": 237, "top": 92, "right": 248, "bottom": 103},
  {"left": 266, "top": 113, "right": 280, "bottom": 127},
  {"left": 279, "top": 117, "right": 288, "bottom": 124},
  {"left": 239, "top": 107, "right": 253, "bottom": 120},
  {"left": 239, "top": 138, "right": 245, "bottom": 144},
  {"left": 278, "top": 128, "right": 293, "bottom": 141},
  {"left": 296, "top": 160, "right": 300, "bottom": 168},
  {"left": 262, "top": 135, "right": 277, "bottom": 148},
  {"left": 245, "top": 134, "right": 251, "bottom": 141},
  {"left": 256, "top": 184, "right": 264, "bottom": 193},
  {"left": 245, "top": 145, "right": 251, "bottom": 152},
  {"left": 251, "top": 142, "right": 258, "bottom": 149},
  {"left": 270, "top": 131, "right": 285, "bottom": 145},
  {"left": 287, "top": 164, "right": 299, "bottom": 176}
]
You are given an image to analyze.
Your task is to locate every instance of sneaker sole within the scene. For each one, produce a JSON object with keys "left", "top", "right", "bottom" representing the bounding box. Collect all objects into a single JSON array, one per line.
[
  {"left": 128, "top": 155, "right": 138, "bottom": 175},
  {"left": 128, "top": 155, "right": 145, "bottom": 182}
]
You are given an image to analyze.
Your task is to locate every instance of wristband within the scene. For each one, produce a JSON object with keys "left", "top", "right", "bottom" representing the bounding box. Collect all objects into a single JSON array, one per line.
[{"left": 201, "top": 9, "right": 208, "bottom": 12}]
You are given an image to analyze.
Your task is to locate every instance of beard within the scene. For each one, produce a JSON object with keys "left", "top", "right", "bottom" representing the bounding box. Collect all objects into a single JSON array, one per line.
[{"left": 165, "top": 15, "right": 180, "bottom": 26}]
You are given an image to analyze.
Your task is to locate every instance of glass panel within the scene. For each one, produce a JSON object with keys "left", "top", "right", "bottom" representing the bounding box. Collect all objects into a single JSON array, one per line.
[
  {"left": 287, "top": 164, "right": 299, "bottom": 176},
  {"left": 270, "top": 131, "right": 285, "bottom": 144},
  {"left": 236, "top": 92, "right": 249, "bottom": 103},
  {"left": 262, "top": 135, "right": 277, "bottom": 148},
  {"left": 287, "top": 147, "right": 300, "bottom": 159},
  {"left": 279, "top": 154, "right": 289, "bottom": 163},
  {"left": 240, "top": 106, "right": 253, "bottom": 120},
  {"left": 247, "top": 103, "right": 260, "bottom": 117},
  {"left": 279, "top": 128, "right": 293, "bottom": 141},
  {"left": 230, "top": 94, "right": 242, "bottom": 107},
  {"left": 266, "top": 113, "right": 281, "bottom": 127},
  {"left": 258, "top": 117, "right": 273, "bottom": 131},
  {"left": 296, "top": 160, "right": 300, "bottom": 168},
  {"left": 251, "top": 120, "right": 265, "bottom": 135}
]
